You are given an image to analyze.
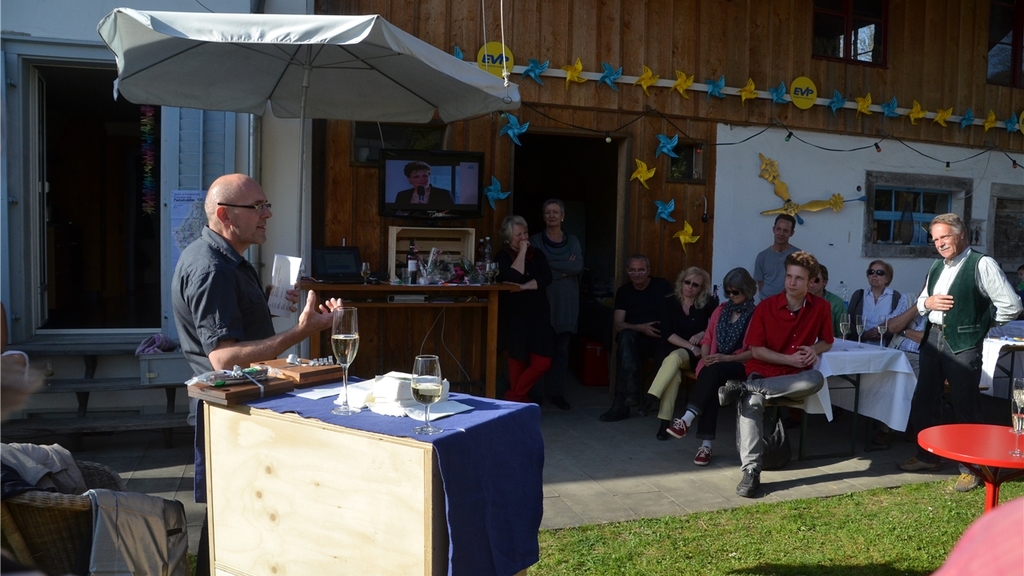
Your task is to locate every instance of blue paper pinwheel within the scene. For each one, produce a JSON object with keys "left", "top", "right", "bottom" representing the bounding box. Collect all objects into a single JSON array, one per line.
[
  {"left": 654, "top": 199, "right": 676, "bottom": 223},
  {"left": 827, "top": 90, "right": 847, "bottom": 116},
  {"left": 500, "top": 113, "right": 530, "bottom": 146},
  {"left": 452, "top": 45, "right": 464, "bottom": 60},
  {"left": 768, "top": 82, "right": 788, "bottom": 104},
  {"left": 484, "top": 176, "right": 511, "bottom": 210},
  {"left": 1006, "top": 114, "right": 1020, "bottom": 134},
  {"left": 881, "top": 96, "right": 899, "bottom": 118},
  {"left": 705, "top": 76, "right": 726, "bottom": 100},
  {"left": 522, "top": 59, "right": 549, "bottom": 84},
  {"left": 599, "top": 62, "right": 623, "bottom": 90},
  {"left": 960, "top": 108, "right": 974, "bottom": 130},
  {"left": 655, "top": 134, "right": 679, "bottom": 158}
]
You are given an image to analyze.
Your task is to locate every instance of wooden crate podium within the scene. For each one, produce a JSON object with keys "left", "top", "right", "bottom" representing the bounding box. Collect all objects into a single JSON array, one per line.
[{"left": 387, "top": 226, "right": 475, "bottom": 281}]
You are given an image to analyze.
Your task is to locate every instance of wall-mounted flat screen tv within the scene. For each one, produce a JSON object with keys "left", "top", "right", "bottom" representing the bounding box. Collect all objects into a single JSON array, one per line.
[{"left": 379, "top": 149, "right": 485, "bottom": 220}]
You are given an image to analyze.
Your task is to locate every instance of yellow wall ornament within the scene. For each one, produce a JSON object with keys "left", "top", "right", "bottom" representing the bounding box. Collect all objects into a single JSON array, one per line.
[{"left": 757, "top": 153, "right": 865, "bottom": 224}]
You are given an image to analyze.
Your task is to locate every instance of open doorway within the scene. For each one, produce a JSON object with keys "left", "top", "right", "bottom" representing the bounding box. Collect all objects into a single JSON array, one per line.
[{"left": 510, "top": 132, "right": 619, "bottom": 345}]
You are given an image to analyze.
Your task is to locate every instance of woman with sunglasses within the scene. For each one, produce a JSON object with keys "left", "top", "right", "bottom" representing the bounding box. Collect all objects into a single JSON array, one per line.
[
  {"left": 846, "top": 260, "right": 908, "bottom": 345},
  {"left": 639, "top": 267, "right": 715, "bottom": 440},
  {"left": 663, "top": 268, "right": 758, "bottom": 465}
]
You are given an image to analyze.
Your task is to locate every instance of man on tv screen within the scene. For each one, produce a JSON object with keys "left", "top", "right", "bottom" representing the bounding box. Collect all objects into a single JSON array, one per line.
[{"left": 393, "top": 161, "right": 455, "bottom": 211}]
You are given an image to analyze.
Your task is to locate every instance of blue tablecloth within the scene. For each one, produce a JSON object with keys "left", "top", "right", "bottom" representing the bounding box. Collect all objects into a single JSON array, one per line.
[{"left": 241, "top": 391, "right": 544, "bottom": 576}]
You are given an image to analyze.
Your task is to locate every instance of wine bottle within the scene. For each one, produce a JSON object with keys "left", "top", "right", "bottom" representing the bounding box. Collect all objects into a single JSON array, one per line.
[{"left": 407, "top": 239, "right": 419, "bottom": 284}]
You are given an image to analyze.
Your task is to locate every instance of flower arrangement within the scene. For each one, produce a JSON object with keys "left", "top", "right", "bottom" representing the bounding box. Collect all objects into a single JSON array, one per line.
[{"left": 421, "top": 248, "right": 484, "bottom": 284}]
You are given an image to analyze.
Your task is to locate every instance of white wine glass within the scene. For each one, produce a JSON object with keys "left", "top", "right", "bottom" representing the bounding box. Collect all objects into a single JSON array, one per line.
[
  {"left": 484, "top": 262, "right": 498, "bottom": 285},
  {"left": 839, "top": 314, "right": 851, "bottom": 341},
  {"left": 876, "top": 316, "right": 888, "bottom": 348},
  {"left": 411, "top": 354, "right": 444, "bottom": 435},
  {"left": 1010, "top": 378, "right": 1024, "bottom": 456},
  {"left": 360, "top": 262, "right": 371, "bottom": 284},
  {"left": 330, "top": 308, "right": 360, "bottom": 416},
  {"left": 854, "top": 315, "right": 865, "bottom": 344}
]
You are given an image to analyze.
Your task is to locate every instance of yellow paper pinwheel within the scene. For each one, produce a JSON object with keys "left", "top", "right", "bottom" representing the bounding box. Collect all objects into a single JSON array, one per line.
[
  {"left": 984, "top": 110, "right": 997, "bottom": 132},
  {"left": 672, "top": 221, "right": 700, "bottom": 252},
  {"left": 739, "top": 78, "right": 757, "bottom": 105},
  {"left": 856, "top": 93, "right": 873, "bottom": 115},
  {"left": 561, "top": 58, "right": 587, "bottom": 89},
  {"left": 908, "top": 101, "right": 926, "bottom": 125},
  {"left": 634, "top": 65, "right": 660, "bottom": 96},
  {"left": 933, "top": 107, "right": 952, "bottom": 127},
  {"left": 631, "top": 158, "right": 656, "bottom": 189},
  {"left": 672, "top": 70, "right": 694, "bottom": 98}
]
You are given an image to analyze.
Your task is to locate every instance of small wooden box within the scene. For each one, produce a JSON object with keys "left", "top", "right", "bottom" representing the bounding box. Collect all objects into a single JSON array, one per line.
[{"left": 387, "top": 226, "right": 475, "bottom": 281}]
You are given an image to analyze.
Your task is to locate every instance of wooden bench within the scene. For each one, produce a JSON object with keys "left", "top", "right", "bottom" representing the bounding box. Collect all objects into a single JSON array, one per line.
[{"left": 4, "top": 339, "right": 189, "bottom": 448}]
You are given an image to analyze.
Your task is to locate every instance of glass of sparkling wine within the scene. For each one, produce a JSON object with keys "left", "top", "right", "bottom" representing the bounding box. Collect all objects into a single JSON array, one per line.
[
  {"left": 330, "top": 308, "right": 360, "bottom": 416},
  {"left": 877, "top": 316, "right": 888, "bottom": 348},
  {"left": 484, "top": 262, "right": 498, "bottom": 285},
  {"left": 1010, "top": 378, "right": 1024, "bottom": 456},
  {"left": 361, "top": 262, "right": 371, "bottom": 284},
  {"left": 411, "top": 354, "right": 444, "bottom": 435},
  {"left": 839, "top": 314, "right": 851, "bottom": 341},
  {"left": 854, "top": 315, "right": 865, "bottom": 344}
]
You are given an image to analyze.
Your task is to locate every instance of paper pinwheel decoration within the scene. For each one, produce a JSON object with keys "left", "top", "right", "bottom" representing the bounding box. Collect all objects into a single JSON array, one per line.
[
  {"left": 757, "top": 153, "right": 864, "bottom": 224},
  {"left": 561, "top": 58, "right": 587, "bottom": 89},
  {"left": 768, "top": 82, "right": 788, "bottom": 104},
  {"left": 672, "top": 221, "right": 700, "bottom": 252},
  {"left": 933, "top": 107, "right": 952, "bottom": 127},
  {"left": 672, "top": 71, "right": 694, "bottom": 98},
  {"left": 984, "top": 110, "right": 997, "bottom": 132},
  {"left": 452, "top": 45, "right": 464, "bottom": 60},
  {"left": 705, "top": 75, "right": 726, "bottom": 100},
  {"left": 631, "top": 159, "right": 656, "bottom": 189},
  {"left": 599, "top": 62, "right": 623, "bottom": 90},
  {"left": 855, "top": 93, "right": 873, "bottom": 115},
  {"left": 500, "top": 113, "right": 529, "bottom": 146},
  {"left": 634, "top": 65, "right": 660, "bottom": 96},
  {"left": 522, "top": 59, "right": 549, "bottom": 84},
  {"left": 960, "top": 108, "right": 974, "bottom": 130},
  {"left": 654, "top": 199, "right": 676, "bottom": 223},
  {"left": 881, "top": 97, "right": 899, "bottom": 118},
  {"left": 1006, "top": 113, "right": 1020, "bottom": 133},
  {"left": 739, "top": 78, "right": 757, "bottom": 105},
  {"left": 827, "top": 91, "right": 847, "bottom": 116},
  {"left": 655, "top": 134, "right": 680, "bottom": 158},
  {"left": 908, "top": 101, "right": 926, "bottom": 125},
  {"left": 483, "top": 176, "right": 511, "bottom": 209}
]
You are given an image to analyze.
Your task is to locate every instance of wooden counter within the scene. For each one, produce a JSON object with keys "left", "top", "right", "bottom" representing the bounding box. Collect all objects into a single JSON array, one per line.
[{"left": 301, "top": 282, "right": 517, "bottom": 399}]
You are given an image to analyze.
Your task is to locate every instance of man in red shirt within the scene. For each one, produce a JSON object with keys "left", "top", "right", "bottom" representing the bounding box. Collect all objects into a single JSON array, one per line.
[{"left": 719, "top": 251, "right": 834, "bottom": 497}]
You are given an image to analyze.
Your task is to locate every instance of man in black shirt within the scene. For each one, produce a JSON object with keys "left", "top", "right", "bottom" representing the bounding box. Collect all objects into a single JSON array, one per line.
[{"left": 598, "top": 255, "right": 673, "bottom": 422}]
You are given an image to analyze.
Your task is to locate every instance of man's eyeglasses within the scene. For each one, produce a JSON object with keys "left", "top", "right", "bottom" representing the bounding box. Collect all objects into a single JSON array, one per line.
[
  {"left": 866, "top": 269, "right": 886, "bottom": 277},
  {"left": 682, "top": 280, "right": 702, "bottom": 288},
  {"left": 627, "top": 269, "right": 648, "bottom": 276},
  {"left": 724, "top": 289, "right": 741, "bottom": 297},
  {"left": 218, "top": 201, "right": 272, "bottom": 213}
]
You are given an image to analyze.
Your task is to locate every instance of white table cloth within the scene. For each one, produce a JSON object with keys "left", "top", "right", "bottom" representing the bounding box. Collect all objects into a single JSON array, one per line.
[{"left": 981, "top": 321, "right": 1024, "bottom": 399}]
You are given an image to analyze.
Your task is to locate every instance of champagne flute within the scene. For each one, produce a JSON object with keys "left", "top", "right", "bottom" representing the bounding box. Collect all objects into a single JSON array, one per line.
[
  {"left": 839, "top": 314, "right": 851, "bottom": 341},
  {"left": 876, "top": 316, "right": 888, "bottom": 348},
  {"left": 484, "top": 262, "right": 498, "bottom": 285},
  {"left": 1010, "top": 378, "right": 1024, "bottom": 456},
  {"left": 361, "top": 262, "right": 371, "bottom": 284},
  {"left": 411, "top": 355, "right": 444, "bottom": 435},
  {"left": 854, "top": 314, "right": 865, "bottom": 344},
  {"left": 330, "top": 308, "right": 360, "bottom": 415}
]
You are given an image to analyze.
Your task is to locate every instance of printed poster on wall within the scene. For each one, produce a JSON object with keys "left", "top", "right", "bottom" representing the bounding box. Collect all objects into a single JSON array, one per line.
[{"left": 170, "top": 190, "right": 207, "bottom": 276}]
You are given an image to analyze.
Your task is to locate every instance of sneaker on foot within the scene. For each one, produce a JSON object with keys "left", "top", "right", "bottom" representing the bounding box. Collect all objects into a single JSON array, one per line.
[
  {"left": 656, "top": 420, "right": 671, "bottom": 441},
  {"left": 736, "top": 469, "right": 760, "bottom": 498},
  {"left": 898, "top": 456, "right": 942, "bottom": 472},
  {"left": 638, "top": 393, "right": 658, "bottom": 417},
  {"left": 718, "top": 379, "right": 744, "bottom": 406},
  {"left": 693, "top": 446, "right": 712, "bottom": 466},
  {"left": 666, "top": 418, "right": 689, "bottom": 439},
  {"left": 954, "top": 473, "right": 983, "bottom": 492}
]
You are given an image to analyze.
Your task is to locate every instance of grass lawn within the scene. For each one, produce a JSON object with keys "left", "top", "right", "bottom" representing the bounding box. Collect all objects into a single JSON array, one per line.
[{"left": 531, "top": 479, "right": 1024, "bottom": 576}]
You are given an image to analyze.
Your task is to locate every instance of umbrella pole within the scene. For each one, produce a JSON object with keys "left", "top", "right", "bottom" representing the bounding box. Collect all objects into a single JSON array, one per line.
[{"left": 297, "top": 51, "right": 311, "bottom": 275}]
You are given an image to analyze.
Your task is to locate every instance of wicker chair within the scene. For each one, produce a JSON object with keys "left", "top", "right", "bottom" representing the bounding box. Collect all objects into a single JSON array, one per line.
[{"left": 1, "top": 460, "right": 125, "bottom": 575}]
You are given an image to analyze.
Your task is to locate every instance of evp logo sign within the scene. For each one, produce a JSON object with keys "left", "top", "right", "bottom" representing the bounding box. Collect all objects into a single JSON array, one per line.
[
  {"left": 789, "top": 77, "right": 818, "bottom": 110},
  {"left": 477, "top": 42, "right": 514, "bottom": 78}
]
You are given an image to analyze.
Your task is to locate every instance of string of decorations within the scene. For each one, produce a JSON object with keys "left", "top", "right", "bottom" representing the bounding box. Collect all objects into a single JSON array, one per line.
[{"left": 140, "top": 105, "right": 157, "bottom": 215}]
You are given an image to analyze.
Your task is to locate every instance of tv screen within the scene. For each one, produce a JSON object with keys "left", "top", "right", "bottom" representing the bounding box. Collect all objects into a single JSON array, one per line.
[{"left": 379, "top": 149, "right": 485, "bottom": 220}]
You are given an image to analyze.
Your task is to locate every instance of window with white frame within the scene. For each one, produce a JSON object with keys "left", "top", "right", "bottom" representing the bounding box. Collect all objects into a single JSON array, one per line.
[{"left": 862, "top": 171, "right": 972, "bottom": 258}]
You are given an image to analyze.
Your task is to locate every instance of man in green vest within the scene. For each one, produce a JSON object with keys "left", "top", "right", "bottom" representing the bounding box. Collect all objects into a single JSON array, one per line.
[{"left": 899, "top": 213, "right": 1022, "bottom": 493}]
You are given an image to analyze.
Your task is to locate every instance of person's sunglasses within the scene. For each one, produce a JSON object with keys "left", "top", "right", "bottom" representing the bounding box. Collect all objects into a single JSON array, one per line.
[
  {"left": 724, "top": 289, "right": 741, "bottom": 297},
  {"left": 683, "top": 280, "right": 701, "bottom": 288},
  {"left": 866, "top": 269, "right": 886, "bottom": 276},
  {"left": 218, "top": 201, "right": 272, "bottom": 212}
]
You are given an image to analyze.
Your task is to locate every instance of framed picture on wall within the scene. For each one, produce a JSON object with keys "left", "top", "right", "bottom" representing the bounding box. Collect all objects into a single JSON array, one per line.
[{"left": 666, "top": 143, "right": 705, "bottom": 184}]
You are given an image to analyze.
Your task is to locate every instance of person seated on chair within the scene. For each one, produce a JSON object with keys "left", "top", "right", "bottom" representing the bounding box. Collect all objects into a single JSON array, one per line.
[
  {"left": 598, "top": 255, "right": 673, "bottom": 422},
  {"left": 719, "top": 251, "right": 834, "bottom": 498},
  {"left": 808, "top": 264, "right": 847, "bottom": 338},
  {"left": 393, "top": 161, "right": 454, "bottom": 211},
  {"left": 653, "top": 267, "right": 757, "bottom": 466},
  {"left": 845, "top": 260, "right": 909, "bottom": 345},
  {"left": 638, "top": 267, "right": 715, "bottom": 440}
]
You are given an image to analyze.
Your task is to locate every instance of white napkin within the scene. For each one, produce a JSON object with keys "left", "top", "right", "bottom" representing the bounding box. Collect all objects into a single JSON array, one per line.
[{"left": 404, "top": 400, "right": 472, "bottom": 422}]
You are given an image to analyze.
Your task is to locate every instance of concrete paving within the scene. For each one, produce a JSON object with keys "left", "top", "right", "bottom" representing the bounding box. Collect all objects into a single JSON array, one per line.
[{"left": 67, "top": 374, "right": 960, "bottom": 555}]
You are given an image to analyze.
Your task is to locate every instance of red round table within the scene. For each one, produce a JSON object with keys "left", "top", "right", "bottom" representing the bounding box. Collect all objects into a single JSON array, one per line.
[{"left": 918, "top": 424, "right": 1024, "bottom": 512}]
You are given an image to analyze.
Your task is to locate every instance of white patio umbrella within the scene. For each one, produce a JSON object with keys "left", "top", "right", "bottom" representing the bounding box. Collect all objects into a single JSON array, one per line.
[{"left": 97, "top": 7, "right": 520, "bottom": 262}]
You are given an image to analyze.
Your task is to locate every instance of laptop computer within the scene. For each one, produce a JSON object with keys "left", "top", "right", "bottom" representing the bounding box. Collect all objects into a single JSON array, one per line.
[{"left": 312, "top": 246, "right": 364, "bottom": 283}]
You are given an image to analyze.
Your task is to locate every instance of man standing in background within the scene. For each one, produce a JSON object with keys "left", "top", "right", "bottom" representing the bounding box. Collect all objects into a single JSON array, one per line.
[{"left": 753, "top": 214, "right": 800, "bottom": 301}]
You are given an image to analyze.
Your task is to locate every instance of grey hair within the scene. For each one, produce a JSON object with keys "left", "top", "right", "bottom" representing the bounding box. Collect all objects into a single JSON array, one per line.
[
  {"left": 499, "top": 215, "right": 528, "bottom": 244},
  {"left": 722, "top": 267, "right": 757, "bottom": 300},
  {"left": 930, "top": 213, "right": 966, "bottom": 236},
  {"left": 542, "top": 199, "right": 565, "bottom": 214},
  {"left": 626, "top": 254, "right": 650, "bottom": 270}
]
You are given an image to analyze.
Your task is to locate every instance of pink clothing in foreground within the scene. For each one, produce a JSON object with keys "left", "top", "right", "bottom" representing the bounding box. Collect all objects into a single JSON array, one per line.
[
  {"left": 931, "top": 496, "right": 1024, "bottom": 576},
  {"left": 695, "top": 303, "right": 752, "bottom": 377}
]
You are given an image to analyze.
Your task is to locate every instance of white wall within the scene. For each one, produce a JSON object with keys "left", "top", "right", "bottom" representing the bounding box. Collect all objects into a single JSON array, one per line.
[{"left": 712, "top": 123, "right": 1023, "bottom": 301}]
